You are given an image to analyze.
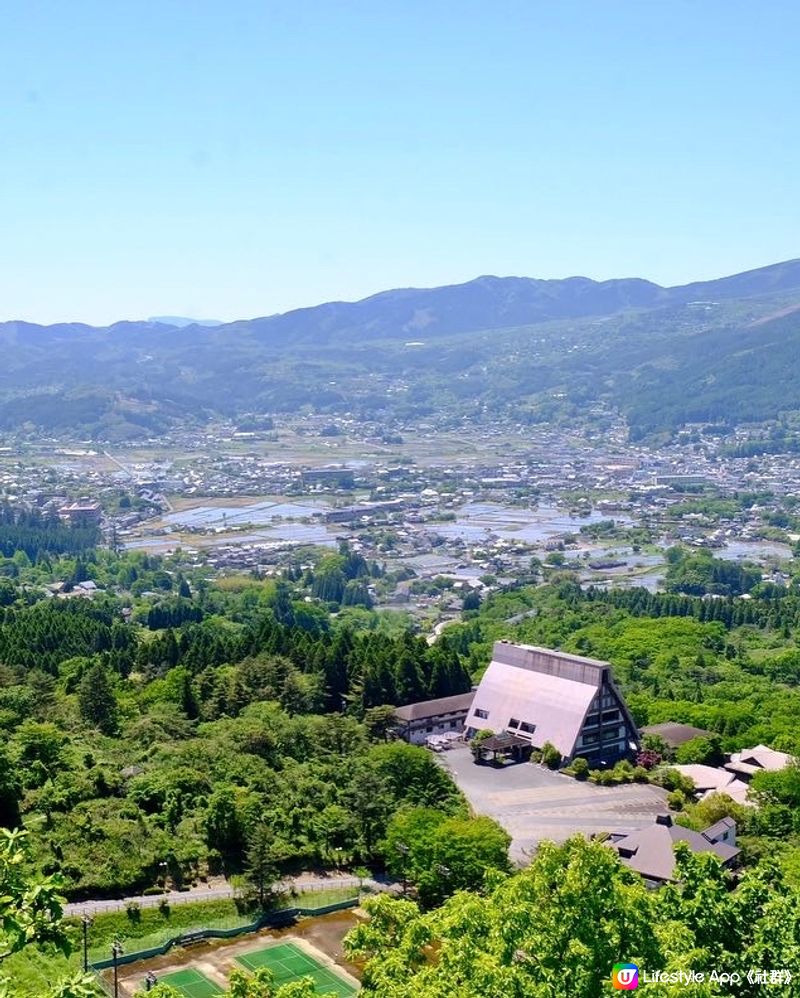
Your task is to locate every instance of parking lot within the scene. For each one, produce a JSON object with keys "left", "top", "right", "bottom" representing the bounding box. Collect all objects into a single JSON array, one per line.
[{"left": 438, "top": 746, "right": 668, "bottom": 864}]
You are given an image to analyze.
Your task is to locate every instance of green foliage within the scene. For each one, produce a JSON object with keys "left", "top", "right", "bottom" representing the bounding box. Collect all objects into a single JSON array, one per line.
[
  {"left": 0, "top": 830, "right": 69, "bottom": 962},
  {"left": 540, "top": 741, "right": 561, "bottom": 769},
  {"left": 382, "top": 806, "right": 510, "bottom": 907},
  {"left": 664, "top": 547, "right": 761, "bottom": 597},
  {"left": 675, "top": 735, "right": 724, "bottom": 767}
]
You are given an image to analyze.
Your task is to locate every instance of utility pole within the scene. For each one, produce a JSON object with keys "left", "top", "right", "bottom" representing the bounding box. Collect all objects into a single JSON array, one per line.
[
  {"left": 112, "top": 940, "right": 123, "bottom": 998},
  {"left": 396, "top": 841, "right": 409, "bottom": 898},
  {"left": 81, "top": 914, "right": 93, "bottom": 972}
]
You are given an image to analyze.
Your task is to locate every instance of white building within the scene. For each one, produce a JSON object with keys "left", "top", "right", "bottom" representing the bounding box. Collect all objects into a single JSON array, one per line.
[
  {"left": 393, "top": 692, "right": 475, "bottom": 745},
  {"left": 463, "top": 641, "right": 639, "bottom": 764}
]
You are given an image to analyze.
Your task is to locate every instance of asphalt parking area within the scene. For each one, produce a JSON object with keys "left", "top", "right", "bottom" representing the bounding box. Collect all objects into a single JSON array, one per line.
[{"left": 438, "top": 746, "right": 668, "bottom": 864}]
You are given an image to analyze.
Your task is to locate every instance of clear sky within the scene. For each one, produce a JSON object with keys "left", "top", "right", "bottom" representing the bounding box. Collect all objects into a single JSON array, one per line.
[{"left": 1, "top": 0, "right": 798, "bottom": 325}]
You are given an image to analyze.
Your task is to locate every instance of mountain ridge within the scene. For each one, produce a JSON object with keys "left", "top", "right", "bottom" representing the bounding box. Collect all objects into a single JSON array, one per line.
[
  {"left": 5, "top": 258, "right": 800, "bottom": 342},
  {"left": 2, "top": 257, "right": 800, "bottom": 441}
]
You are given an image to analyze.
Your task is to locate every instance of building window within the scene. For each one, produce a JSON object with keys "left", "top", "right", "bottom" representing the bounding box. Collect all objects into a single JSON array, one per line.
[
  {"left": 601, "top": 727, "right": 621, "bottom": 742},
  {"left": 601, "top": 709, "right": 620, "bottom": 723},
  {"left": 474, "top": 708, "right": 489, "bottom": 720},
  {"left": 519, "top": 721, "right": 536, "bottom": 734},
  {"left": 508, "top": 718, "right": 520, "bottom": 728},
  {"left": 582, "top": 732, "right": 599, "bottom": 745},
  {"left": 583, "top": 714, "right": 600, "bottom": 729}
]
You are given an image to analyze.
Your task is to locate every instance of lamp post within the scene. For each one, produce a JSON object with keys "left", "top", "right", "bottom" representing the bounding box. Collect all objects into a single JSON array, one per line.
[
  {"left": 112, "top": 940, "right": 123, "bottom": 998},
  {"left": 395, "top": 841, "right": 409, "bottom": 898},
  {"left": 81, "top": 913, "right": 93, "bottom": 972}
]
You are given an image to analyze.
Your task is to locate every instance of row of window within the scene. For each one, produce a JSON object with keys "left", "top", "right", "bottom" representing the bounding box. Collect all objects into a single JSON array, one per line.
[
  {"left": 580, "top": 726, "right": 622, "bottom": 746},
  {"left": 508, "top": 718, "right": 536, "bottom": 734},
  {"left": 583, "top": 708, "right": 620, "bottom": 729}
]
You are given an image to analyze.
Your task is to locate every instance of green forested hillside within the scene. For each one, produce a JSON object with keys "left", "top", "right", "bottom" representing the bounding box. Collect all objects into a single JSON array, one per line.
[{"left": 2, "top": 262, "right": 800, "bottom": 439}]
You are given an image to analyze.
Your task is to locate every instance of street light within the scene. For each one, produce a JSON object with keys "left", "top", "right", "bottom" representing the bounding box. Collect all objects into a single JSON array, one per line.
[
  {"left": 81, "top": 914, "right": 93, "bottom": 972},
  {"left": 395, "top": 841, "right": 409, "bottom": 897},
  {"left": 112, "top": 940, "right": 124, "bottom": 998}
]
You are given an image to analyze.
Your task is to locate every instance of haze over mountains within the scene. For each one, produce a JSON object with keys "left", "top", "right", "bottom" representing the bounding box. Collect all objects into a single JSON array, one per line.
[{"left": 2, "top": 258, "right": 800, "bottom": 441}]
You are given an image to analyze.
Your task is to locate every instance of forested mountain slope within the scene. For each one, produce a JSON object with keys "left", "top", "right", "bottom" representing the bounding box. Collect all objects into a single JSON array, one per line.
[{"left": 2, "top": 259, "right": 800, "bottom": 439}]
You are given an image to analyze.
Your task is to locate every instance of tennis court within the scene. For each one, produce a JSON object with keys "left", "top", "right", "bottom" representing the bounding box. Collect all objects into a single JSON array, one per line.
[
  {"left": 236, "top": 941, "right": 358, "bottom": 995},
  {"left": 154, "top": 968, "right": 223, "bottom": 997}
]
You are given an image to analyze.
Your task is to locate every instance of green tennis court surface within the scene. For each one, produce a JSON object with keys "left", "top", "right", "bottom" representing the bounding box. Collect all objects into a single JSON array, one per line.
[
  {"left": 154, "top": 968, "right": 222, "bottom": 997},
  {"left": 236, "top": 941, "right": 358, "bottom": 995}
]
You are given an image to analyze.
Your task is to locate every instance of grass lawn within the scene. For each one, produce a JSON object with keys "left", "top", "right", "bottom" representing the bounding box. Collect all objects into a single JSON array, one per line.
[
  {"left": 279, "top": 886, "right": 359, "bottom": 910},
  {"left": 5, "top": 898, "right": 243, "bottom": 996}
]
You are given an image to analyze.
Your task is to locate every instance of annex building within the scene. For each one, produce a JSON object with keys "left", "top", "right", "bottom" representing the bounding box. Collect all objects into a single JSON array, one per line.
[
  {"left": 393, "top": 692, "right": 475, "bottom": 745},
  {"left": 463, "top": 641, "right": 639, "bottom": 764}
]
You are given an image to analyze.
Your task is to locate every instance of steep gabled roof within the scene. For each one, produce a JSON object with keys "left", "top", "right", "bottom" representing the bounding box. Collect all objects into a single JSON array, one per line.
[{"left": 466, "top": 642, "right": 634, "bottom": 758}]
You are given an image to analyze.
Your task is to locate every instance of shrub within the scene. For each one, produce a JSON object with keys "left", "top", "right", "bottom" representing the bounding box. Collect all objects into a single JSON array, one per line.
[
  {"left": 158, "top": 897, "right": 170, "bottom": 917},
  {"left": 657, "top": 767, "right": 697, "bottom": 796},
  {"left": 125, "top": 901, "right": 142, "bottom": 923},
  {"left": 668, "top": 790, "right": 687, "bottom": 811},
  {"left": 611, "top": 760, "right": 635, "bottom": 784},
  {"left": 632, "top": 766, "right": 650, "bottom": 783},
  {"left": 636, "top": 749, "right": 662, "bottom": 770},
  {"left": 571, "top": 758, "right": 589, "bottom": 779},
  {"left": 541, "top": 742, "right": 561, "bottom": 770}
]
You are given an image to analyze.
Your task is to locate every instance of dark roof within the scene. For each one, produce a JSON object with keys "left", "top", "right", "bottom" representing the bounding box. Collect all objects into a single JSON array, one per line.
[
  {"left": 479, "top": 731, "right": 530, "bottom": 752},
  {"left": 612, "top": 813, "right": 740, "bottom": 883},
  {"left": 393, "top": 692, "right": 475, "bottom": 723},
  {"left": 702, "top": 817, "right": 736, "bottom": 843},
  {"left": 640, "top": 722, "right": 713, "bottom": 748}
]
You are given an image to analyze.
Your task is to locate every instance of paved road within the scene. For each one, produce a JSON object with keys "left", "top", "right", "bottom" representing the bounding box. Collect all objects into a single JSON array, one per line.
[
  {"left": 64, "top": 872, "right": 395, "bottom": 918},
  {"left": 438, "top": 746, "right": 668, "bottom": 864}
]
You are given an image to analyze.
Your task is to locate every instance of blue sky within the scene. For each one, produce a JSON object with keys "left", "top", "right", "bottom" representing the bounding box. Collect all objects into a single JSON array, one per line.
[{"left": 1, "top": 1, "right": 798, "bottom": 324}]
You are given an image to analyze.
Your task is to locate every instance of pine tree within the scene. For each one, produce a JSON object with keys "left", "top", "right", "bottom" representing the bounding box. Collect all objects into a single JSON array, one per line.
[
  {"left": 245, "top": 821, "right": 278, "bottom": 909},
  {"left": 77, "top": 662, "right": 118, "bottom": 735}
]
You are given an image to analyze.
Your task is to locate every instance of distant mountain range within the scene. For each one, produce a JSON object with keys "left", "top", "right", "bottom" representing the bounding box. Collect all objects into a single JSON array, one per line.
[
  {"left": 2, "top": 258, "right": 800, "bottom": 441},
  {"left": 147, "top": 316, "right": 223, "bottom": 328}
]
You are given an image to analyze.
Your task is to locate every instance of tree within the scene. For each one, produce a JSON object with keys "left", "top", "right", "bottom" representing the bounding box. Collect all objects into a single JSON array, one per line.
[
  {"left": 147, "top": 969, "right": 317, "bottom": 997},
  {"left": 0, "top": 830, "right": 97, "bottom": 998},
  {"left": 394, "top": 653, "right": 426, "bottom": 705},
  {"left": 675, "top": 735, "right": 724, "bottom": 767},
  {"left": 0, "top": 746, "right": 21, "bottom": 829},
  {"left": 363, "top": 705, "right": 398, "bottom": 742},
  {"left": 383, "top": 807, "right": 511, "bottom": 907},
  {"left": 345, "top": 837, "right": 667, "bottom": 997},
  {"left": 244, "top": 822, "right": 278, "bottom": 909},
  {"left": 0, "top": 829, "right": 69, "bottom": 963},
  {"left": 348, "top": 835, "right": 800, "bottom": 997},
  {"left": 204, "top": 786, "right": 246, "bottom": 861},
  {"left": 77, "top": 662, "right": 118, "bottom": 735}
]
